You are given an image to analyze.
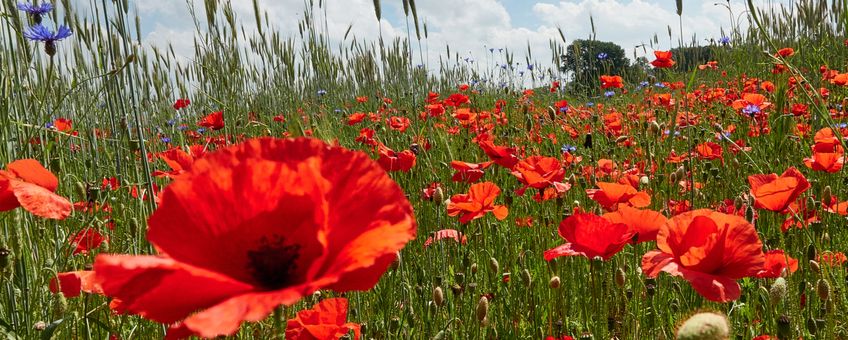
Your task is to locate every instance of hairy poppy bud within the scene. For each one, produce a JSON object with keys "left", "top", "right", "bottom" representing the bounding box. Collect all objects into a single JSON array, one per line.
[
  {"left": 675, "top": 312, "right": 730, "bottom": 340},
  {"left": 520, "top": 269, "right": 532, "bottom": 287},
  {"left": 476, "top": 296, "right": 489, "bottom": 322},
  {"left": 810, "top": 260, "right": 821, "bottom": 274},
  {"left": 433, "top": 186, "right": 444, "bottom": 205},
  {"left": 777, "top": 315, "right": 791, "bottom": 339},
  {"left": 816, "top": 279, "right": 830, "bottom": 301},
  {"left": 470, "top": 263, "right": 478, "bottom": 274},
  {"left": 52, "top": 294, "right": 67, "bottom": 318},
  {"left": 433, "top": 286, "right": 445, "bottom": 307},
  {"left": 770, "top": 277, "right": 787, "bottom": 306},
  {"left": 489, "top": 257, "right": 499, "bottom": 274},
  {"left": 615, "top": 267, "right": 626, "bottom": 288},
  {"left": 0, "top": 247, "right": 10, "bottom": 273},
  {"left": 549, "top": 276, "right": 561, "bottom": 289},
  {"left": 823, "top": 185, "right": 832, "bottom": 205}
]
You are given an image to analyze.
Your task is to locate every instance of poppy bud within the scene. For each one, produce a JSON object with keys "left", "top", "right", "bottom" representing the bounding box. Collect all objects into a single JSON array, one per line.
[
  {"left": 450, "top": 283, "right": 463, "bottom": 296},
  {"left": 33, "top": 321, "right": 47, "bottom": 331},
  {"left": 615, "top": 267, "right": 626, "bottom": 288},
  {"left": 806, "top": 244, "right": 817, "bottom": 261},
  {"left": 822, "top": 186, "right": 832, "bottom": 204},
  {"left": 489, "top": 257, "right": 499, "bottom": 275},
  {"left": 816, "top": 279, "right": 830, "bottom": 301},
  {"left": 777, "top": 315, "right": 791, "bottom": 339},
  {"left": 806, "top": 317, "right": 817, "bottom": 335},
  {"left": 410, "top": 143, "right": 420, "bottom": 155},
  {"left": 433, "top": 187, "right": 444, "bottom": 205},
  {"left": 455, "top": 272, "right": 465, "bottom": 284},
  {"left": 733, "top": 196, "right": 744, "bottom": 210},
  {"left": 433, "top": 286, "right": 445, "bottom": 307},
  {"left": 583, "top": 133, "right": 593, "bottom": 149},
  {"left": 645, "top": 278, "right": 656, "bottom": 297},
  {"left": 390, "top": 316, "right": 401, "bottom": 331},
  {"left": 52, "top": 293, "right": 68, "bottom": 318},
  {"left": 0, "top": 247, "right": 10, "bottom": 273},
  {"left": 476, "top": 296, "right": 489, "bottom": 323},
  {"left": 675, "top": 312, "right": 730, "bottom": 340},
  {"left": 520, "top": 269, "right": 532, "bottom": 287},
  {"left": 639, "top": 176, "right": 650, "bottom": 186},
  {"left": 549, "top": 276, "right": 561, "bottom": 289},
  {"left": 770, "top": 277, "right": 787, "bottom": 306},
  {"left": 614, "top": 135, "right": 629, "bottom": 143},
  {"left": 822, "top": 232, "right": 830, "bottom": 244},
  {"left": 649, "top": 121, "right": 661, "bottom": 135},
  {"left": 745, "top": 206, "right": 756, "bottom": 223},
  {"left": 810, "top": 260, "right": 821, "bottom": 274},
  {"left": 669, "top": 171, "right": 679, "bottom": 184},
  {"left": 470, "top": 263, "right": 478, "bottom": 274},
  {"left": 75, "top": 181, "right": 87, "bottom": 201}
]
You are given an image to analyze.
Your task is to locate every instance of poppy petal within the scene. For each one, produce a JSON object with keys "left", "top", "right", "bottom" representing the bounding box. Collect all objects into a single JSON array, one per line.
[
  {"left": 11, "top": 180, "right": 71, "bottom": 219},
  {"left": 6, "top": 159, "right": 58, "bottom": 191}
]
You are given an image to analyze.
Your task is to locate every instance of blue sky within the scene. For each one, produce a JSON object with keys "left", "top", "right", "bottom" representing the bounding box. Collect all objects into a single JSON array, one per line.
[{"left": 132, "top": 0, "right": 787, "bottom": 67}]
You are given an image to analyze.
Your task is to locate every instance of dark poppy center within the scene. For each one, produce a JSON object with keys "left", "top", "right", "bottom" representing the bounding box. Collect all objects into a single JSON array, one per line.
[{"left": 246, "top": 235, "right": 301, "bottom": 290}]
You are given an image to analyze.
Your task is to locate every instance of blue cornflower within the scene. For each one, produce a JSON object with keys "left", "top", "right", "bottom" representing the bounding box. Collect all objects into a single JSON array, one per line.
[
  {"left": 166, "top": 119, "right": 176, "bottom": 126},
  {"left": 23, "top": 24, "right": 72, "bottom": 56},
  {"left": 177, "top": 125, "right": 188, "bottom": 131},
  {"left": 719, "top": 36, "right": 730, "bottom": 45},
  {"left": 44, "top": 121, "right": 54, "bottom": 129},
  {"left": 604, "top": 90, "right": 615, "bottom": 98},
  {"left": 518, "top": 71, "right": 525, "bottom": 77},
  {"left": 742, "top": 104, "right": 761, "bottom": 117},
  {"left": 160, "top": 137, "right": 171, "bottom": 144},
  {"left": 489, "top": 48, "right": 495, "bottom": 53},
  {"left": 597, "top": 52, "right": 608, "bottom": 60},
  {"left": 653, "top": 82, "right": 666, "bottom": 88},
  {"left": 317, "top": 89, "right": 327, "bottom": 96},
  {"left": 586, "top": 102, "right": 594, "bottom": 107},
  {"left": 333, "top": 108, "right": 342, "bottom": 113},
  {"left": 639, "top": 81, "right": 649, "bottom": 87},
  {"left": 17, "top": 2, "right": 52, "bottom": 23},
  {"left": 196, "top": 127, "right": 206, "bottom": 134},
  {"left": 561, "top": 144, "right": 577, "bottom": 153},
  {"left": 664, "top": 129, "right": 681, "bottom": 136},
  {"left": 527, "top": 64, "right": 534, "bottom": 71},
  {"left": 559, "top": 106, "right": 568, "bottom": 113}
]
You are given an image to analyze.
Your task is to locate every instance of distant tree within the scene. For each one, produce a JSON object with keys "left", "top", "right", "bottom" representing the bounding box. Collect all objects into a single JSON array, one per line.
[{"left": 560, "top": 39, "right": 629, "bottom": 93}]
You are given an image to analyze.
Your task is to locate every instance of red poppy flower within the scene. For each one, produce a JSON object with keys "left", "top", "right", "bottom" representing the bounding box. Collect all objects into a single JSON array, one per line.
[
  {"left": 510, "top": 156, "right": 570, "bottom": 200},
  {"left": 650, "top": 51, "right": 676, "bottom": 68},
  {"left": 423, "top": 229, "right": 467, "bottom": 248},
  {"left": 198, "top": 111, "right": 225, "bottom": 130},
  {"left": 387, "top": 116, "right": 411, "bottom": 132},
  {"left": 602, "top": 205, "right": 667, "bottom": 243},
  {"left": 173, "top": 98, "right": 191, "bottom": 110},
  {"left": 694, "top": 142, "right": 723, "bottom": 163},
  {"left": 285, "top": 298, "right": 361, "bottom": 340},
  {"left": 377, "top": 144, "right": 416, "bottom": 172},
  {"left": 756, "top": 249, "right": 798, "bottom": 278},
  {"left": 642, "top": 209, "right": 765, "bottom": 302},
  {"left": 153, "top": 147, "right": 197, "bottom": 178},
  {"left": 69, "top": 227, "right": 107, "bottom": 255},
  {"left": 586, "top": 182, "right": 651, "bottom": 211},
  {"left": 447, "top": 182, "right": 508, "bottom": 223},
  {"left": 817, "top": 251, "right": 847, "bottom": 266},
  {"left": 600, "top": 75, "right": 624, "bottom": 89},
  {"left": 478, "top": 141, "right": 519, "bottom": 169},
  {"left": 93, "top": 138, "right": 416, "bottom": 338},
  {"left": 450, "top": 160, "right": 492, "bottom": 183},
  {"left": 347, "top": 112, "right": 366, "bottom": 126},
  {"left": 731, "top": 93, "right": 772, "bottom": 117},
  {"left": 53, "top": 118, "right": 73, "bottom": 132},
  {"left": 0, "top": 159, "right": 72, "bottom": 220},
  {"left": 49, "top": 271, "right": 103, "bottom": 298},
  {"left": 748, "top": 167, "right": 810, "bottom": 212},
  {"left": 776, "top": 47, "right": 794, "bottom": 57},
  {"left": 544, "top": 213, "right": 634, "bottom": 261},
  {"left": 444, "top": 93, "right": 469, "bottom": 107}
]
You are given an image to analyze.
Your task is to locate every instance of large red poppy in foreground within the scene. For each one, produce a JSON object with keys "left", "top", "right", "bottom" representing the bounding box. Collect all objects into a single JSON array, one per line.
[
  {"left": 642, "top": 209, "right": 764, "bottom": 302},
  {"left": 748, "top": 167, "right": 810, "bottom": 212},
  {"left": 93, "top": 138, "right": 416, "bottom": 338},
  {"left": 0, "top": 159, "right": 72, "bottom": 219}
]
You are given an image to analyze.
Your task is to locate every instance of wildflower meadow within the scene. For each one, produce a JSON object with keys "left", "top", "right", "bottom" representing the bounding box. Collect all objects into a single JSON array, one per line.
[{"left": 2, "top": 0, "right": 848, "bottom": 339}]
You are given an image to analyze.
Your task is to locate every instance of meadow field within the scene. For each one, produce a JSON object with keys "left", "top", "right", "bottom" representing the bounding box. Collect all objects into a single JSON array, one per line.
[{"left": 2, "top": 0, "right": 848, "bottom": 339}]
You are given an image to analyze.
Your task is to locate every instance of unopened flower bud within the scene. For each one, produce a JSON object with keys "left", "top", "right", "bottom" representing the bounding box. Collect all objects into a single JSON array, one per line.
[
  {"left": 770, "top": 277, "right": 787, "bottom": 306},
  {"left": 615, "top": 267, "right": 626, "bottom": 288},
  {"left": 433, "top": 286, "right": 445, "bottom": 307},
  {"left": 476, "top": 296, "right": 489, "bottom": 322},
  {"left": 549, "top": 276, "right": 561, "bottom": 289},
  {"left": 489, "top": 257, "right": 499, "bottom": 274},
  {"left": 817, "top": 279, "right": 831, "bottom": 301},
  {"left": 675, "top": 312, "right": 730, "bottom": 340}
]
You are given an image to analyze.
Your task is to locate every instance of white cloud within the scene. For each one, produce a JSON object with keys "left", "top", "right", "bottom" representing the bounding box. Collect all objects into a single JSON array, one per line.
[{"left": 134, "top": 0, "right": 769, "bottom": 87}]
